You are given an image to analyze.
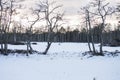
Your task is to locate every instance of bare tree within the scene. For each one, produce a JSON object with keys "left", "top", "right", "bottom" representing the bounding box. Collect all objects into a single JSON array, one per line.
[
  {"left": 0, "top": 0, "right": 17, "bottom": 55},
  {"left": 90, "top": 0, "right": 115, "bottom": 55},
  {"left": 24, "top": 9, "right": 41, "bottom": 56},
  {"left": 80, "top": 6, "right": 97, "bottom": 54},
  {"left": 37, "top": 0, "right": 64, "bottom": 55}
]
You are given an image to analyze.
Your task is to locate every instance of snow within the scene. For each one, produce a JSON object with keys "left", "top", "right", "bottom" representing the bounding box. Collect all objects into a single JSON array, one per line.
[{"left": 0, "top": 42, "right": 120, "bottom": 80}]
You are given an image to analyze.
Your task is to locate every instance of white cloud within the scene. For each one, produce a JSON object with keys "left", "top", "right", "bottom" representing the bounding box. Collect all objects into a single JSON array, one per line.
[
  {"left": 22, "top": 0, "right": 120, "bottom": 15},
  {"left": 17, "top": 0, "right": 120, "bottom": 27}
]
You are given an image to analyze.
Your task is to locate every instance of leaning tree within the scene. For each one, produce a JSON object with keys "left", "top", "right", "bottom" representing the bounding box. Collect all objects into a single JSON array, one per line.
[{"left": 36, "top": 0, "right": 64, "bottom": 55}]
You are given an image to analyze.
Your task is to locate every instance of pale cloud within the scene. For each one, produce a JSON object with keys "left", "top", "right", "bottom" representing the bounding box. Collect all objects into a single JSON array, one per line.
[
  {"left": 17, "top": 0, "right": 120, "bottom": 27},
  {"left": 21, "top": 0, "right": 120, "bottom": 15},
  {"left": 57, "top": 0, "right": 120, "bottom": 15}
]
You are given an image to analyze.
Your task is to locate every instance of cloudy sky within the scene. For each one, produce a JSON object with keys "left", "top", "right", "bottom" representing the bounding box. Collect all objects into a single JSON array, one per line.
[
  {"left": 19, "top": 0, "right": 120, "bottom": 28},
  {"left": 23, "top": 0, "right": 119, "bottom": 14}
]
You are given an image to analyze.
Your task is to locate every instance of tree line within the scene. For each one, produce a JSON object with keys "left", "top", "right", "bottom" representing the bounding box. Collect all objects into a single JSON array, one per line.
[{"left": 1, "top": 24, "right": 120, "bottom": 43}]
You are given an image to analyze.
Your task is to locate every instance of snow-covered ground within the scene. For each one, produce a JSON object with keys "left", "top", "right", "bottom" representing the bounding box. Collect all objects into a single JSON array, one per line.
[{"left": 0, "top": 42, "right": 120, "bottom": 80}]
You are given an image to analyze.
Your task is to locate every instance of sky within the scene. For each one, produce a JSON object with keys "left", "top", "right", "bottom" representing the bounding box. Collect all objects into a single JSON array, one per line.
[
  {"left": 17, "top": 0, "right": 120, "bottom": 29},
  {"left": 23, "top": 0, "right": 119, "bottom": 14}
]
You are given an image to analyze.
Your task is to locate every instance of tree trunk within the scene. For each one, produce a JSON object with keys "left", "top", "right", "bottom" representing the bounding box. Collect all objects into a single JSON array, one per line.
[
  {"left": 43, "top": 42, "right": 52, "bottom": 55},
  {"left": 26, "top": 42, "right": 29, "bottom": 56},
  {"left": 0, "top": 33, "right": 4, "bottom": 54},
  {"left": 1, "top": 43, "right": 4, "bottom": 53},
  {"left": 26, "top": 40, "right": 33, "bottom": 56},
  {"left": 43, "top": 30, "right": 53, "bottom": 55},
  {"left": 28, "top": 41, "right": 33, "bottom": 54},
  {"left": 86, "top": 18, "right": 92, "bottom": 52},
  {"left": 87, "top": 11, "right": 96, "bottom": 54},
  {"left": 4, "top": 43, "right": 8, "bottom": 55},
  {"left": 99, "top": 20, "right": 105, "bottom": 55},
  {"left": 91, "top": 35, "right": 96, "bottom": 54},
  {"left": 3, "top": 33, "right": 8, "bottom": 55},
  {"left": 99, "top": 26, "right": 104, "bottom": 55}
]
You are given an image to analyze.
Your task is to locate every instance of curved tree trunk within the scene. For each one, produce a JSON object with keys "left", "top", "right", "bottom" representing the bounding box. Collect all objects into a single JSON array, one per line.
[{"left": 43, "top": 42, "right": 52, "bottom": 55}]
